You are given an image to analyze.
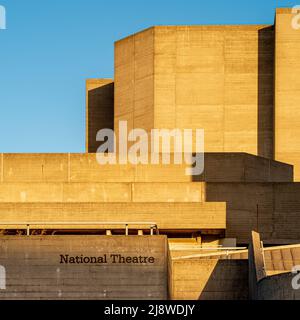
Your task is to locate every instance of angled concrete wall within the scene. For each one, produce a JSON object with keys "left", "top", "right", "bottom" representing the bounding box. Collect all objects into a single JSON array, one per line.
[
  {"left": 249, "top": 231, "right": 300, "bottom": 300},
  {"left": 114, "top": 28, "right": 154, "bottom": 139},
  {"left": 115, "top": 26, "right": 274, "bottom": 157}
]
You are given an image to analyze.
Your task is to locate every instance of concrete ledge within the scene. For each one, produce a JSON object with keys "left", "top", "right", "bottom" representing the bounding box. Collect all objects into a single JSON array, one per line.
[
  {"left": 0, "top": 153, "right": 293, "bottom": 183},
  {"left": 0, "top": 182, "right": 205, "bottom": 203},
  {"left": 0, "top": 202, "right": 226, "bottom": 230}
]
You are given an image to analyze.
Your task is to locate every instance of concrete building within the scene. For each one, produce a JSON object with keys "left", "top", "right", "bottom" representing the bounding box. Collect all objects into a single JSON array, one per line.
[{"left": 0, "top": 8, "right": 300, "bottom": 300}]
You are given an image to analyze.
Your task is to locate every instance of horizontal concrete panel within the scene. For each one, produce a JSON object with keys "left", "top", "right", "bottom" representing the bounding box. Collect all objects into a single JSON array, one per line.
[
  {"left": 72, "top": 154, "right": 134, "bottom": 182},
  {"left": 0, "top": 202, "right": 226, "bottom": 230},
  {"left": 200, "top": 153, "right": 293, "bottom": 183},
  {"left": 3, "top": 154, "right": 69, "bottom": 182},
  {"left": 1, "top": 153, "right": 293, "bottom": 183},
  {"left": 0, "top": 182, "right": 205, "bottom": 203},
  {"left": 0, "top": 236, "right": 167, "bottom": 300},
  {"left": 0, "top": 183, "right": 65, "bottom": 202},
  {"left": 69, "top": 154, "right": 192, "bottom": 183},
  {"left": 132, "top": 182, "right": 205, "bottom": 202},
  {"left": 63, "top": 183, "right": 131, "bottom": 203}
]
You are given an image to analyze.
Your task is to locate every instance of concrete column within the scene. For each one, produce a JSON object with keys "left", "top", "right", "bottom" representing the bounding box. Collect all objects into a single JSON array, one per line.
[{"left": 275, "top": 8, "right": 300, "bottom": 180}]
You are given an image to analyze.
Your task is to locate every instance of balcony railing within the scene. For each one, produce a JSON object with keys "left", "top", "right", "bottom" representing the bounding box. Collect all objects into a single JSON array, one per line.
[{"left": 0, "top": 221, "right": 159, "bottom": 236}]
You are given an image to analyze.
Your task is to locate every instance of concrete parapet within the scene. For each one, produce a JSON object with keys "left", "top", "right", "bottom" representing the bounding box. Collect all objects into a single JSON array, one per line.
[
  {"left": 0, "top": 153, "right": 293, "bottom": 183},
  {"left": 0, "top": 236, "right": 167, "bottom": 300},
  {"left": 0, "top": 182, "right": 205, "bottom": 203},
  {"left": 0, "top": 201, "right": 226, "bottom": 231}
]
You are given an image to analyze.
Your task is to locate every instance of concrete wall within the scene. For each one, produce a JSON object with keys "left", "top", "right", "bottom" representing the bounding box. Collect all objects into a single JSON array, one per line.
[
  {"left": 168, "top": 258, "right": 248, "bottom": 300},
  {"left": 206, "top": 182, "right": 300, "bottom": 244},
  {"left": 1, "top": 153, "right": 300, "bottom": 240},
  {"left": 249, "top": 231, "right": 300, "bottom": 300},
  {"left": 0, "top": 153, "right": 292, "bottom": 183},
  {"left": 0, "top": 236, "right": 167, "bottom": 300},
  {"left": 115, "top": 26, "right": 274, "bottom": 157},
  {"left": 257, "top": 273, "right": 300, "bottom": 300},
  {"left": 275, "top": 9, "right": 300, "bottom": 180},
  {"left": 248, "top": 231, "right": 266, "bottom": 299},
  {"left": 196, "top": 153, "right": 292, "bottom": 182},
  {"left": 114, "top": 28, "right": 154, "bottom": 140},
  {"left": 0, "top": 182, "right": 205, "bottom": 203},
  {"left": 0, "top": 201, "right": 226, "bottom": 231},
  {"left": 86, "top": 79, "right": 114, "bottom": 153}
]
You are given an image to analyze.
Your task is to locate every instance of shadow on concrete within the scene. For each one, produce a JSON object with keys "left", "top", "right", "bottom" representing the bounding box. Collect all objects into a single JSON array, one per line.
[
  {"left": 197, "top": 259, "right": 249, "bottom": 300},
  {"left": 87, "top": 83, "right": 114, "bottom": 153},
  {"left": 257, "top": 26, "right": 275, "bottom": 158},
  {"left": 205, "top": 181, "right": 272, "bottom": 244}
]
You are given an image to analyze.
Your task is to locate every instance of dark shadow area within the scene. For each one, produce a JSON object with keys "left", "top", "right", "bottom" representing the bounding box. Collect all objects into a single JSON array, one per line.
[
  {"left": 198, "top": 259, "right": 249, "bottom": 300},
  {"left": 205, "top": 179, "right": 300, "bottom": 245},
  {"left": 191, "top": 152, "right": 293, "bottom": 183},
  {"left": 205, "top": 181, "right": 274, "bottom": 244},
  {"left": 258, "top": 26, "right": 275, "bottom": 158},
  {"left": 192, "top": 152, "right": 294, "bottom": 244},
  {"left": 87, "top": 83, "right": 114, "bottom": 153}
]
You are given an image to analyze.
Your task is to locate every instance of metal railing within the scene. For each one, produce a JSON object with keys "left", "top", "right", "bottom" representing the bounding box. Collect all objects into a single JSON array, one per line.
[
  {"left": 172, "top": 247, "right": 248, "bottom": 260},
  {"left": 0, "top": 222, "right": 159, "bottom": 236}
]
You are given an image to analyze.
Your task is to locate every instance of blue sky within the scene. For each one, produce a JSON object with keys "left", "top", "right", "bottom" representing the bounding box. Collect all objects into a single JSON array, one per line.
[{"left": 0, "top": 0, "right": 297, "bottom": 152}]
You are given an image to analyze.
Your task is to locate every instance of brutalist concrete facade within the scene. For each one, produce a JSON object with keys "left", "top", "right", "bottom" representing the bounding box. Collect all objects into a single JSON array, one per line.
[{"left": 0, "top": 8, "right": 300, "bottom": 300}]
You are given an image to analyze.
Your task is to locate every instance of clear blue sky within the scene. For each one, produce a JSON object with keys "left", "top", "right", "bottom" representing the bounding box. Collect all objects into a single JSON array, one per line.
[{"left": 0, "top": 0, "right": 297, "bottom": 152}]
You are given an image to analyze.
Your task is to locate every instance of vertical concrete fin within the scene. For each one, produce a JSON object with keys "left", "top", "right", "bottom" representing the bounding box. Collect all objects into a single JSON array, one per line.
[{"left": 249, "top": 231, "right": 267, "bottom": 300}]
